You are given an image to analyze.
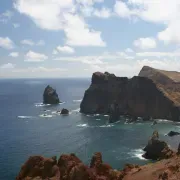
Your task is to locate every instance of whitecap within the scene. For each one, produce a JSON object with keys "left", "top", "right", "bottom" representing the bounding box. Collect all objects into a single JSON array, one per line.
[
  {"left": 77, "top": 124, "right": 88, "bottom": 127},
  {"left": 73, "top": 99, "right": 82, "bottom": 103},
  {"left": 99, "top": 124, "right": 114, "bottom": 128},
  {"left": 96, "top": 119, "right": 101, "bottom": 121},
  {"left": 104, "top": 115, "right": 109, "bottom": 117},
  {"left": 39, "top": 114, "right": 53, "bottom": 118},
  {"left": 18, "top": 116, "right": 33, "bottom": 119},
  {"left": 71, "top": 108, "right": 80, "bottom": 112},
  {"left": 128, "top": 149, "right": 146, "bottom": 160},
  {"left": 157, "top": 119, "right": 172, "bottom": 123},
  {"left": 59, "top": 102, "right": 65, "bottom": 104},
  {"left": 86, "top": 115, "right": 94, "bottom": 117},
  {"left": 35, "top": 103, "right": 51, "bottom": 107}
]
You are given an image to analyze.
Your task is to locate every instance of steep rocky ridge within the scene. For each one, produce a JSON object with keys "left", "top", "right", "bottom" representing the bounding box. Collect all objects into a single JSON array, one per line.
[{"left": 80, "top": 68, "right": 180, "bottom": 121}]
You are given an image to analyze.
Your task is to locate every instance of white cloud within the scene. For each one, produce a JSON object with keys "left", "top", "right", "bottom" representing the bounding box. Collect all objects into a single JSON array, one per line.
[
  {"left": 136, "top": 51, "right": 180, "bottom": 58},
  {"left": 0, "top": 37, "right": 14, "bottom": 49},
  {"left": 114, "top": 1, "right": 132, "bottom": 18},
  {"left": 125, "top": 48, "right": 134, "bottom": 53},
  {"left": 36, "top": 40, "right": 45, "bottom": 46},
  {"left": 25, "top": 51, "right": 48, "bottom": 62},
  {"left": 0, "top": 10, "right": 13, "bottom": 23},
  {"left": 134, "top": 37, "right": 157, "bottom": 50},
  {"left": 54, "top": 51, "right": 134, "bottom": 65},
  {"left": 14, "top": 0, "right": 74, "bottom": 30},
  {"left": 13, "top": 23, "right": 20, "bottom": 28},
  {"left": 114, "top": 0, "right": 180, "bottom": 45},
  {"left": 76, "top": 0, "right": 104, "bottom": 6},
  {"left": 93, "top": 7, "right": 111, "bottom": 18},
  {"left": 0, "top": 63, "right": 15, "bottom": 69},
  {"left": 14, "top": 0, "right": 106, "bottom": 47},
  {"left": 64, "top": 14, "right": 106, "bottom": 46},
  {"left": 158, "top": 20, "right": 180, "bottom": 44},
  {"left": 52, "top": 50, "right": 58, "bottom": 55},
  {"left": 21, "top": 39, "right": 45, "bottom": 46},
  {"left": 9, "top": 52, "right": 19, "bottom": 57},
  {"left": 56, "top": 45, "right": 75, "bottom": 54},
  {"left": 21, "top": 39, "right": 34, "bottom": 46}
]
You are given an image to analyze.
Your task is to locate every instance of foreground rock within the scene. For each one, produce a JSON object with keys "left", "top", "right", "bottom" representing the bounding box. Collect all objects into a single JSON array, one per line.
[
  {"left": 80, "top": 67, "right": 180, "bottom": 121},
  {"left": 60, "top": 108, "right": 69, "bottom": 115},
  {"left": 16, "top": 152, "right": 120, "bottom": 180},
  {"left": 167, "top": 131, "right": 180, "bottom": 137},
  {"left": 143, "top": 131, "right": 174, "bottom": 160},
  {"left": 43, "top": 85, "right": 60, "bottom": 104},
  {"left": 17, "top": 150, "right": 180, "bottom": 180}
]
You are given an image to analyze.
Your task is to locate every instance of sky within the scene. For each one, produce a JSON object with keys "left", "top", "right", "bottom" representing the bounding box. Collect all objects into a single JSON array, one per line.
[{"left": 1, "top": 0, "right": 180, "bottom": 78}]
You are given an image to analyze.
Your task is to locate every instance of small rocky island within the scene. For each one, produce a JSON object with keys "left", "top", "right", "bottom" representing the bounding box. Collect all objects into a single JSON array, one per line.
[
  {"left": 43, "top": 85, "right": 60, "bottom": 104},
  {"left": 80, "top": 66, "right": 180, "bottom": 122},
  {"left": 16, "top": 131, "right": 180, "bottom": 180}
]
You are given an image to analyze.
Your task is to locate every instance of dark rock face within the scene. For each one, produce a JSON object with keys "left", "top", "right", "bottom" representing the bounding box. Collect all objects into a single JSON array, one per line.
[
  {"left": 43, "top": 85, "right": 60, "bottom": 104},
  {"left": 109, "top": 101, "right": 120, "bottom": 123},
  {"left": 143, "top": 131, "right": 174, "bottom": 160},
  {"left": 60, "top": 108, "right": 69, "bottom": 115},
  {"left": 167, "top": 131, "right": 180, "bottom": 137},
  {"left": 80, "top": 69, "right": 180, "bottom": 121}
]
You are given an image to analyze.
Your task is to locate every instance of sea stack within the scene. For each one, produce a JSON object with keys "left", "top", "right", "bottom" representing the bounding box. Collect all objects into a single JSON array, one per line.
[
  {"left": 43, "top": 85, "right": 60, "bottom": 104},
  {"left": 80, "top": 66, "right": 180, "bottom": 121},
  {"left": 142, "top": 131, "right": 174, "bottom": 160}
]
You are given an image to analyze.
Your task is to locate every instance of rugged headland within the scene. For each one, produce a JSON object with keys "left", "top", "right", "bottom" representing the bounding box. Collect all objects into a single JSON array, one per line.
[
  {"left": 16, "top": 131, "right": 180, "bottom": 180},
  {"left": 80, "top": 66, "right": 180, "bottom": 121}
]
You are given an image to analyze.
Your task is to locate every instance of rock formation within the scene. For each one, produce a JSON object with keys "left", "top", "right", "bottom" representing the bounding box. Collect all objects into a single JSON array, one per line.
[
  {"left": 16, "top": 147, "right": 180, "bottom": 180},
  {"left": 60, "top": 108, "right": 69, "bottom": 115},
  {"left": 109, "top": 101, "right": 120, "bottom": 123},
  {"left": 16, "top": 152, "right": 120, "bottom": 180},
  {"left": 43, "top": 85, "right": 60, "bottom": 104},
  {"left": 142, "top": 131, "right": 174, "bottom": 160},
  {"left": 80, "top": 66, "right": 180, "bottom": 121},
  {"left": 167, "top": 131, "right": 180, "bottom": 137}
]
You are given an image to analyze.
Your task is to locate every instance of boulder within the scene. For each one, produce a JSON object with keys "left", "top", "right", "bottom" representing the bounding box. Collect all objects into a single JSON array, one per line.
[
  {"left": 60, "top": 108, "right": 69, "bottom": 115},
  {"left": 142, "top": 131, "right": 174, "bottom": 160},
  {"left": 167, "top": 131, "right": 180, "bottom": 137},
  {"left": 43, "top": 85, "right": 60, "bottom": 104}
]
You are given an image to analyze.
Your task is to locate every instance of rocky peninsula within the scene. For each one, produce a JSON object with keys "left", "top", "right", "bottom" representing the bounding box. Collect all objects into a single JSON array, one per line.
[{"left": 80, "top": 66, "right": 180, "bottom": 122}]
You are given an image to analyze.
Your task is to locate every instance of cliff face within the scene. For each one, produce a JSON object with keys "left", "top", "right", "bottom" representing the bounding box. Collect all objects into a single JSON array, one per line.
[{"left": 80, "top": 68, "right": 180, "bottom": 121}]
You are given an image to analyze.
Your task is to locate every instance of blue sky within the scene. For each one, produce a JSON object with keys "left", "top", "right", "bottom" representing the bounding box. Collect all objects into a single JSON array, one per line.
[{"left": 0, "top": 0, "right": 180, "bottom": 78}]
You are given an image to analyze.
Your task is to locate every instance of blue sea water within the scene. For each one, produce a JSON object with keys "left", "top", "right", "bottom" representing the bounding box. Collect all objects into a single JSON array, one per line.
[{"left": 0, "top": 78, "right": 180, "bottom": 180}]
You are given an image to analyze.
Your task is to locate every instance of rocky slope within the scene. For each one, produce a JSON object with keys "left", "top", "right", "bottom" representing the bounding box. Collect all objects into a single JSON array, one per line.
[
  {"left": 80, "top": 67, "right": 180, "bottom": 121},
  {"left": 16, "top": 131, "right": 180, "bottom": 180}
]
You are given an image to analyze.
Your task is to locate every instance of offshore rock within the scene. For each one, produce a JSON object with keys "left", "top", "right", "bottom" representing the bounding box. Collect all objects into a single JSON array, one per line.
[
  {"left": 167, "top": 131, "right": 180, "bottom": 137},
  {"left": 143, "top": 131, "right": 174, "bottom": 160},
  {"left": 80, "top": 66, "right": 180, "bottom": 121},
  {"left": 43, "top": 85, "right": 60, "bottom": 104},
  {"left": 60, "top": 108, "right": 69, "bottom": 115}
]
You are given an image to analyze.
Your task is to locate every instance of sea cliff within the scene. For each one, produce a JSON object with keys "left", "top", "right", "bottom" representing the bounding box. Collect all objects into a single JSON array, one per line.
[{"left": 80, "top": 66, "right": 180, "bottom": 121}]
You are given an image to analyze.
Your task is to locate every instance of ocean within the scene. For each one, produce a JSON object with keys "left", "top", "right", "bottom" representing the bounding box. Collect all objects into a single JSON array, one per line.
[{"left": 0, "top": 78, "right": 180, "bottom": 180}]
